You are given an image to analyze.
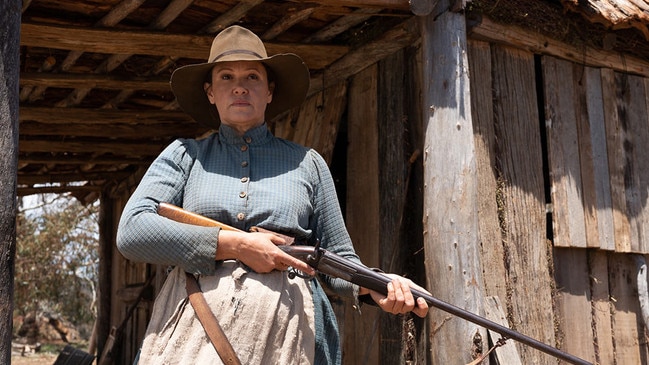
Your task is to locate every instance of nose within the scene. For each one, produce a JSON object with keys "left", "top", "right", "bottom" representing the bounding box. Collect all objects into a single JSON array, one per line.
[{"left": 233, "top": 80, "right": 247, "bottom": 95}]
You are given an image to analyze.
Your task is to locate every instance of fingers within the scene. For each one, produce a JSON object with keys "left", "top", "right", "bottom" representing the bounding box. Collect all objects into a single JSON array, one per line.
[{"left": 374, "top": 276, "right": 429, "bottom": 317}]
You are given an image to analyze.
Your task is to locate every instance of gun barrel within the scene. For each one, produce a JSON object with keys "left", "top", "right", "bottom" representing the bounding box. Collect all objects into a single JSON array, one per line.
[{"left": 312, "top": 248, "right": 592, "bottom": 365}]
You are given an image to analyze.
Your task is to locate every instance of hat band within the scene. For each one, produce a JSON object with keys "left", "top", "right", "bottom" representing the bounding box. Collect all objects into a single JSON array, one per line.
[{"left": 211, "top": 49, "right": 264, "bottom": 62}]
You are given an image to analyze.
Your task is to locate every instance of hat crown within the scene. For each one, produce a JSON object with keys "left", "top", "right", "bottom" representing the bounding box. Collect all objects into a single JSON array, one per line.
[{"left": 208, "top": 26, "right": 268, "bottom": 63}]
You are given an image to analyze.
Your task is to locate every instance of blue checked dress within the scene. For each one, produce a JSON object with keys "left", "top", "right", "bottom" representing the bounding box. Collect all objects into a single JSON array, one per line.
[{"left": 117, "top": 123, "right": 361, "bottom": 364}]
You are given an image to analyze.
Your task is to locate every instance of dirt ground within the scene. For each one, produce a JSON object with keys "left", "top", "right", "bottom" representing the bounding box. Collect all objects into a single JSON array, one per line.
[{"left": 11, "top": 353, "right": 58, "bottom": 365}]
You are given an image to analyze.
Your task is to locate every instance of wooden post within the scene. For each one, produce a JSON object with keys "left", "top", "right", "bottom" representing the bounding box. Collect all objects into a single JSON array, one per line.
[
  {"left": 0, "top": 1, "right": 20, "bottom": 363},
  {"left": 97, "top": 193, "right": 114, "bottom": 362},
  {"left": 420, "top": 3, "right": 486, "bottom": 363}
]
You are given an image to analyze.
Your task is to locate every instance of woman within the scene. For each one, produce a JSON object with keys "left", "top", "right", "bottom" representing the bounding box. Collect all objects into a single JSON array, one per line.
[{"left": 117, "top": 25, "right": 428, "bottom": 364}]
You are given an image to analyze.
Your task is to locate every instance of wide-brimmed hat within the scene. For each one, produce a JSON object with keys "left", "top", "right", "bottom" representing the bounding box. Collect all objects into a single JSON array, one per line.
[{"left": 170, "top": 25, "right": 310, "bottom": 128}]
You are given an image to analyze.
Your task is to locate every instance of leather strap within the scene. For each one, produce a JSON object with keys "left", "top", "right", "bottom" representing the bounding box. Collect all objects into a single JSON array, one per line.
[{"left": 185, "top": 272, "right": 242, "bottom": 365}]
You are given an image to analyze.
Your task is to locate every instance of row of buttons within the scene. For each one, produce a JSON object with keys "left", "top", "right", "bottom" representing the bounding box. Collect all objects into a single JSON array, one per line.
[{"left": 237, "top": 139, "right": 251, "bottom": 221}]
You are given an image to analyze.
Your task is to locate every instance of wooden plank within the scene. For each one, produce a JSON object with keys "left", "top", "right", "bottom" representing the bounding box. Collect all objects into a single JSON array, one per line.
[
  {"left": 201, "top": 0, "right": 264, "bottom": 34},
  {"left": 601, "top": 69, "right": 632, "bottom": 252},
  {"left": 470, "top": 17, "right": 649, "bottom": 77},
  {"left": 468, "top": 40, "right": 508, "bottom": 303},
  {"left": 553, "top": 248, "right": 596, "bottom": 362},
  {"left": 421, "top": 3, "right": 485, "bottom": 363},
  {"left": 308, "top": 18, "right": 419, "bottom": 96},
  {"left": 344, "top": 63, "right": 380, "bottom": 365},
  {"left": 588, "top": 250, "right": 615, "bottom": 365},
  {"left": 542, "top": 56, "right": 587, "bottom": 248},
  {"left": 292, "top": 81, "right": 347, "bottom": 163},
  {"left": 19, "top": 121, "right": 207, "bottom": 139},
  {"left": 483, "top": 296, "right": 522, "bottom": 365},
  {"left": 19, "top": 138, "right": 167, "bottom": 156},
  {"left": 584, "top": 67, "right": 616, "bottom": 251},
  {"left": 19, "top": 72, "right": 170, "bottom": 91},
  {"left": 20, "top": 107, "right": 194, "bottom": 125},
  {"left": 377, "top": 50, "right": 409, "bottom": 364},
  {"left": 573, "top": 64, "right": 601, "bottom": 249},
  {"left": 261, "top": 7, "right": 317, "bottom": 40},
  {"left": 286, "top": 0, "right": 409, "bottom": 10},
  {"left": 609, "top": 254, "right": 644, "bottom": 364},
  {"left": 623, "top": 75, "right": 649, "bottom": 254},
  {"left": 490, "top": 45, "right": 555, "bottom": 364},
  {"left": 302, "top": 8, "right": 381, "bottom": 43},
  {"left": 20, "top": 22, "right": 348, "bottom": 70},
  {"left": 18, "top": 171, "right": 134, "bottom": 186}
]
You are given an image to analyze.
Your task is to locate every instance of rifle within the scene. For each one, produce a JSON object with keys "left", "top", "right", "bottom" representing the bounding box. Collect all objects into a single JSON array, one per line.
[{"left": 157, "top": 202, "right": 592, "bottom": 365}]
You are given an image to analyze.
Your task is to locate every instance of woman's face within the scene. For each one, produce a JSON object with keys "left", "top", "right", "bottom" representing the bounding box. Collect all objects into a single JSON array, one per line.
[{"left": 205, "top": 60, "right": 274, "bottom": 133}]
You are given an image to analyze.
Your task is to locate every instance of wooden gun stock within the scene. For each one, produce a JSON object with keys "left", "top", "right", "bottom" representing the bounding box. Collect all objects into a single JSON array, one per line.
[{"left": 158, "top": 202, "right": 242, "bottom": 232}]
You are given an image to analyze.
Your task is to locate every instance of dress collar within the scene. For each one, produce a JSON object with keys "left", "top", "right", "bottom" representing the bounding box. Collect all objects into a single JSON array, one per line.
[{"left": 218, "top": 123, "right": 273, "bottom": 145}]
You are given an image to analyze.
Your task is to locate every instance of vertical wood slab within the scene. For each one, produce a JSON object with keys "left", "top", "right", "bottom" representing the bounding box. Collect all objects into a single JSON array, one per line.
[
  {"left": 622, "top": 75, "right": 649, "bottom": 254},
  {"left": 589, "top": 250, "right": 615, "bottom": 365},
  {"left": 584, "top": 67, "right": 615, "bottom": 251},
  {"left": 344, "top": 64, "right": 380, "bottom": 365},
  {"left": 573, "top": 64, "right": 601, "bottom": 249},
  {"left": 377, "top": 50, "right": 410, "bottom": 364},
  {"left": 553, "top": 248, "right": 596, "bottom": 362},
  {"left": 601, "top": 69, "right": 632, "bottom": 252},
  {"left": 421, "top": 5, "right": 486, "bottom": 363},
  {"left": 490, "top": 45, "right": 555, "bottom": 364},
  {"left": 609, "top": 254, "right": 643, "bottom": 364},
  {"left": 276, "top": 82, "right": 347, "bottom": 163},
  {"left": 468, "top": 40, "right": 508, "bottom": 303},
  {"left": 483, "top": 296, "right": 523, "bottom": 365},
  {"left": 542, "top": 56, "right": 587, "bottom": 248}
]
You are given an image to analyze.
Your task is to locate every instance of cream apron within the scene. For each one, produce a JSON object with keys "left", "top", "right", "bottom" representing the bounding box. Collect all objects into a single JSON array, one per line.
[{"left": 136, "top": 261, "right": 315, "bottom": 364}]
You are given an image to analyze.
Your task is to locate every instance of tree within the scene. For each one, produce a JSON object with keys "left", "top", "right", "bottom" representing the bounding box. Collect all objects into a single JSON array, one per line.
[{"left": 14, "top": 194, "right": 100, "bottom": 340}]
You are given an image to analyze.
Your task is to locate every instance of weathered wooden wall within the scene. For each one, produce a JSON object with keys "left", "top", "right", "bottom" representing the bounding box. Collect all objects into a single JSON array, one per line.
[{"left": 469, "top": 34, "right": 649, "bottom": 364}]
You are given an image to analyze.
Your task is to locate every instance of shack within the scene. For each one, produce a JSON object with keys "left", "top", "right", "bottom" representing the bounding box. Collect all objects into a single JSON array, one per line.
[{"left": 3, "top": 0, "right": 649, "bottom": 364}]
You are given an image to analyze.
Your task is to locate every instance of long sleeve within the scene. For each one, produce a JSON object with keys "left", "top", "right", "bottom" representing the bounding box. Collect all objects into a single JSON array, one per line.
[{"left": 116, "top": 139, "right": 220, "bottom": 275}]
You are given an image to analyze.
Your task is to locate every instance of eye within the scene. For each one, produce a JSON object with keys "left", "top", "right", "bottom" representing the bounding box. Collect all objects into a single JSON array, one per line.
[
  {"left": 220, "top": 73, "right": 232, "bottom": 80},
  {"left": 248, "top": 73, "right": 260, "bottom": 80}
]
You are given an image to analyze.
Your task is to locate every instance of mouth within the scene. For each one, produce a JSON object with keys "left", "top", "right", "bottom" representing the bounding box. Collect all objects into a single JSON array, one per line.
[{"left": 231, "top": 99, "right": 250, "bottom": 107}]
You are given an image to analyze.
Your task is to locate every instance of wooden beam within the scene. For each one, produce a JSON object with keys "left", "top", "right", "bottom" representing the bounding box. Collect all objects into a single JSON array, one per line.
[
  {"left": 20, "top": 22, "right": 348, "bottom": 70},
  {"left": 19, "top": 138, "right": 167, "bottom": 156},
  {"left": 302, "top": 8, "right": 381, "bottom": 43},
  {"left": 17, "top": 184, "right": 102, "bottom": 196},
  {"left": 307, "top": 17, "right": 419, "bottom": 96},
  {"left": 201, "top": 0, "right": 264, "bottom": 34},
  {"left": 20, "top": 107, "right": 194, "bottom": 125},
  {"left": 20, "top": 72, "right": 170, "bottom": 91},
  {"left": 470, "top": 16, "right": 649, "bottom": 77},
  {"left": 18, "top": 154, "right": 152, "bottom": 165},
  {"left": 20, "top": 121, "right": 207, "bottom": 139},
  {"left": 286, "top": 0, "right": 409, "bottom": 10},
  {"left": 18, "top": 170, "right": 134, "bottom": 185}
]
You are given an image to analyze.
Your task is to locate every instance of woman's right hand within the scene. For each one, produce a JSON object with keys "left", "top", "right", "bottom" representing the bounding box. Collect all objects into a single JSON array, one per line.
[{"left": 216, "top": 230, "right": 315, "bottom": 275}]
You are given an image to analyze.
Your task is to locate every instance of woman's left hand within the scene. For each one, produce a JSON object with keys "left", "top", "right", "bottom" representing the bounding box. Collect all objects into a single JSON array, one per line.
[{"left": 360, "top": 274, "right": 429, "bottom": 318}]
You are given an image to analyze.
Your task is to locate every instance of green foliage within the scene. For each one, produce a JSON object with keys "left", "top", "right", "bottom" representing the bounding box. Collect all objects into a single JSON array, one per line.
[{"left": 14, "top": 194, "right": 99, "bottom": 335}]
